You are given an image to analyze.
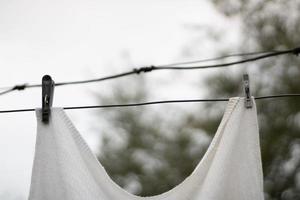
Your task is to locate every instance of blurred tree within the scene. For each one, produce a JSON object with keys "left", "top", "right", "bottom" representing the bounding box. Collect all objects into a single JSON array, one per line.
[
  {"left": 203, "top": 0, "right": 300, "bottom": 199},
  {"left": 95, "top": 78, "right": 209, "bottom": 196},
  {"left": 95, "top": 0, "right": 300, "bottom": 199}
]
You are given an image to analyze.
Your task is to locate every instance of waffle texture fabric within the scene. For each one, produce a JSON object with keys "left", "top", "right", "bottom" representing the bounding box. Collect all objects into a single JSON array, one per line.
[{"left": 28, "top": 97, "right": 264, "bottom": 200}]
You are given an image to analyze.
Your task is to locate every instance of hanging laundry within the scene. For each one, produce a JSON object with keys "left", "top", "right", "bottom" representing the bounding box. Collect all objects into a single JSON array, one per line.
[{"left": 28, "top": 97, "right": 264, "bottom": 200}]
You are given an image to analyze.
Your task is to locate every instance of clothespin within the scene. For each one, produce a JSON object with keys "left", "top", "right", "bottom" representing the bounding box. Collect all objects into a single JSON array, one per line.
[
  {"left": 243, "top": 74, "right": 252, "bottom": 109},
  {"left": 42, "top": 75, "right": 55, "bottom": 123}
]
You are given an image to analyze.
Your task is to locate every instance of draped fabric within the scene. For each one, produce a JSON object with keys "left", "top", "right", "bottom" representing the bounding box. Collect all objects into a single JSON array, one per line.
[{"left": 29, "top": 97, "right": 264, "bottom": 200}]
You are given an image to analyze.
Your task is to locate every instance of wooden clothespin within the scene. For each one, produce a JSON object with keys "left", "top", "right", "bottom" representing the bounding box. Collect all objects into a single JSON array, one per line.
[
  {"left": 243, "top": 74, "right": 252, "bottom": 109},
  {"left": 42, "top": 75, "right": 55, "bottom": 123}
]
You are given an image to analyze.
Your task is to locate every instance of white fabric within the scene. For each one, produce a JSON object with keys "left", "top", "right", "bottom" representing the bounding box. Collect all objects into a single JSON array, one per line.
[{"left": 29, "top": 97, "right": 264, "bottom": 200}]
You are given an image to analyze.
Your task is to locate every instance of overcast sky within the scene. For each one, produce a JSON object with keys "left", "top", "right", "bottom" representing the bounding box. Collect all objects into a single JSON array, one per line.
[{"left": 0, "top": 0, "right": 240, "bottom": 199}]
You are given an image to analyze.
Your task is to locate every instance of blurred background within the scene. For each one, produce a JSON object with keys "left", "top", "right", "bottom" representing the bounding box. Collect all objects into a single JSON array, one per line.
[{"left": 0, "top": 0, "right": 300, "bottom": 199}]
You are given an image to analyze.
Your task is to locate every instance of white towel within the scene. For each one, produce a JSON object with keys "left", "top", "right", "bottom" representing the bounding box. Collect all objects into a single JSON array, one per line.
[{"left": 28, "top": 97, "right": 264, "bottom": 200}]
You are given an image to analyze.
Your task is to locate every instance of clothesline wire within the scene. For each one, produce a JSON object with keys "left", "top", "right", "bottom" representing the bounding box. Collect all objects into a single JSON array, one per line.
[
  {"left": 0, "top": 47, "right": 299, "bottom": 96},
  {"left": 156, "top": 48, "right": 299, "bottom": 69},
  {"left": 154, "top": 50, "right": 280, "bottom": 67},
  {"left": 0, "top": 94, "right": 299, "bottom": 114},
  {"left": 0, "top": 50, "right": 276, "bottom": 91},
  {"left": 0, "top": 88, "right": 15, "bottom": 95}
]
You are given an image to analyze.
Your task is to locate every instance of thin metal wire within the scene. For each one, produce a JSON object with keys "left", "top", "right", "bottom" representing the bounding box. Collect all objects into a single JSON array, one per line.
[
  {"left": 0, "top": 88, "right": 15, "bottom": 95},
  {"left": 38, "top": 51, "right": 278, "bottom": 87},
  {"left": 0, "top": 47, "right": 298, "bottom": 95},
  {"left": 157, "top": 50, "right": 279, "bottom": 67},
  {"left": 0, "top": 94, "right": 299, "bottom": 114},
  {"left": 0, "top": 108, "right": 36, "bottom": 113},
  {"left": 255, "top": 94, "right": 300, "bottom": 99},
  {"left": 0, "top": 84, "right": 28, "bottom": 93},
  {"left": 155, "top": 49, "right": 296, "bottom": 70}
]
